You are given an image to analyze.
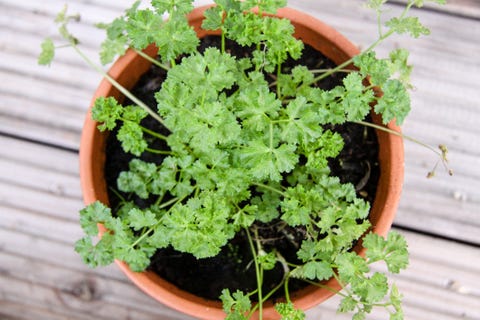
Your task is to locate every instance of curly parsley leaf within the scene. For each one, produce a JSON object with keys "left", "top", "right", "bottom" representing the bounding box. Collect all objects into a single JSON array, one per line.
[
  {"left": 220, "top": 289, "right": 251, "bottom": 320},
  {"left": 118, "top": 159, "right": 165, "bottom": 199},
  {"left": 364, "top": 232, "right": 409, "bottom": 273},
  {"left": 241, "top": 141, "right": 298, "bottom": 181},
  {"left": 151, "top": 0, "right": 194, "bottom": 15},
  {"left": 128, "top": 208, "right": 157, "bottom": 231},
  {"left": 275, "top": 302, "right": 306, "bottom": 320},
  {"left": 375, "top": 79, "right": 411, "bottom": 125},
  {"left": 291, "top": 260, "right": 333, "bottom": 281},
  {"left": 38, "top": 38, "right": 55, "bottom": 66},
  {"left": 341, "top": 72, "right": 375, "bottom": 121},
  {"left": 386, "top": 16, "right": 430, "bottom": 38},
  {"left": 126, "top": 9, "right": 164, "bottom": 50}
]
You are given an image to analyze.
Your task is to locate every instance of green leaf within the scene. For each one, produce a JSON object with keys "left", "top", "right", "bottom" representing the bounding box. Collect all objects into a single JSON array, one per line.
[
  {"left": 232, "top": 205, "right": 257, "bottom": 228},
  {"left": 341, "top": 72, "right": 375, "bottom": 122},
  {"left": 75, "top": 234, "right": 115, "bottom": 268},
  {"left": 79, "top": 201, "right": 113, "bottom": 236},
  {"left": 386, "top": 16, "right": 430, "bottom": 38},
  {"left": 375, "top": 79, "right": 410, "bottom": 125},
  {"left": 298, "top": 260, "right": 333, "bottom": 280},
  {"left": 241, "top": 141, "right": 298, "bottom": 182},
  {"left": 303, "top": 130, "right": 344, "bottom": 170},
  {"left": 410, "top": 0, "right": 446, "bottom": 7},
  {"left": 38, "top": 38, "right": 55, "bottom": 66},
  {"left": 91, "top": 97, "right": 123, "bottom": 131},
  {"left": 366, "top": 0, "right": 387, "bottom": 10},
  {"left": 363, "top": 232, "right": 409, "bottom": 274},
  {"left": 220, "top": 289, "right": 251, "bottom": 319},
  {"left": 389, "top": 49, "right": 413, "bottom": 87},
  {"left": 155, "top": 15, "right": 199, "bottom": 62},
  {"left": 151, "top": 0, "right": 194, "bottom": 14},
  {"left": 390, "top": 283, "right": 403, "bottom": 312},
  {"left": 236, "top": 84, "right": 281, "bottom": 131},
  {"left": 384, "top": 233, "right": 409, "bottom": 273},
  {"left": 280, "top": 96, "right": 323, "bottom": 144},
  {"left": 117, "top": 245, "right": 153, "bottom": 272},
  {"left": 99, "top": 37, "right": 128, "bottom": 65},
  {"left": 352, "top": 311, "right": 366, "bottom": 320},
  {"left": 296, "top": 240, "right": 318, "bottom": 262},
  {"left": 160, "top": 192, "right": 234, "bottom": 258},
  {"left": 352, "top": 272, "right": 389, "bottom": 303},
  {"left": 275, "top": 302, "right": 306, "bottom": 320},
  {"left": 251, "top": 187, "right": 281, "bottom": 222},
  {"left": 126, "top": 9, "right": 164, "bottom": 50},
  {"left": 338, "top": 295, "right": 358, "bottom": 313},
  {"left": 202, "top": 6, "right": 224, "bottom": 30},
  {"left": 335, "top": 252, "right": 369, "bottom": 283},
  {"left": 117, "top": 122, "right": 147, "bottom": 156},
  {"left": 128, "top": 208, "right": 158, "bottom": 231},
  {"left": 258, "top": 250, "right": 277, "bottom": 270},
  {"left": 117, "top": 159, "right": 158, "bottom": 198},
  {"left": 261, "top": 0, "right": 287, "bottom": 13},
  {"left": 97, "top": 16, "right": 128, "bottom": 64},
  {"left": 354, "top": 52, "right": 391, "bottom": 86},
  {"left": 280, "top": 185, "right": 316, "bottom": 227}
]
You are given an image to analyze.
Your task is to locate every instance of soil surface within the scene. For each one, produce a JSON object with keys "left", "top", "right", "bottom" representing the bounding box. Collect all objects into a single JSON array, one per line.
[{"left": 105, "top": 36, "right": 379, "bottom": 301}]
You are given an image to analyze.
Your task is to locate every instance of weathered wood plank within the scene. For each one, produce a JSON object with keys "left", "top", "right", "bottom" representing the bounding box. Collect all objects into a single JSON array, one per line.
[
  {"left": 0, "top": 136, "right": 78, "bottom": 174},
  {"left": 0, "top": 301, "right": 85, "bottom": 320},
  {"left": 392, "top": 0, "right": 480, "bottom": 19},
  {"left": 2, "top": 226, "right": 479, "bottom": 319},
  {"left": 0, "top": 275, "right": 190, "bottom": 320}
]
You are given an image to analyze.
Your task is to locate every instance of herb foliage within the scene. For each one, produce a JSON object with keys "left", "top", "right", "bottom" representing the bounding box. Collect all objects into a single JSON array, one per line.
[{"left": 40, "top": 0, "right": 450, "bottom": 319}]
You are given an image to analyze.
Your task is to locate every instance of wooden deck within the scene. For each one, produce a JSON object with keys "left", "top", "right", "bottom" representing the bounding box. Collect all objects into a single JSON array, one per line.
[{"left": 1, "top": 0, "right": 479, "bottom": 319}]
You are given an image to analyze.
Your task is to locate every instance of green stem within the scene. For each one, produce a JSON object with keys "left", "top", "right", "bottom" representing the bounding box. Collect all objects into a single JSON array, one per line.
[
  {"left": 245, "top": 228, "right": 263, "bottom": 320},
  {"left": 302, "top": 278, "right": 348, "bottom": 298},
  {"left": 157, "top": 196, "right": 181, "bottom": 209},
  {"left": 71, "top": 44, "right": 168, "bottom": 129},
  {"left": 310, "top": 68, "right": 353, "bottom": 74},
  {"left": 269, "top": 122, "right": 274, "bottom": 151},
  {"left": 353, "top": 120, "right": 442, "bottom": 157},
  {"left": 145, "top": 148, "right": 173, "bottom": 155},
  {"left": 109, "top": 187, "right": 127, "bottom": 205},
  {"left": 252, "top": 182, "right": 286, "bottom": 197},
  {"left": 134, "top": 49, "right": 170, "bottom": 71},
  {"left": 221, "top": 31, "right": 226, "bottom": 54},
  {"left": 129, "top": 194, "right": 188, "bottom": 249},
  {"left": 276, "top": 63, "right": 282, "bottom": 97},
  {"left": 141, "top": 126, "right": 168, "bottom": 140}
]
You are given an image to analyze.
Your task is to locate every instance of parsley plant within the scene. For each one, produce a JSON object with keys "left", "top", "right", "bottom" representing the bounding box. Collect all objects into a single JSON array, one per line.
[{"left": 40, "top": 0, "right": 450, "bottom": 319}]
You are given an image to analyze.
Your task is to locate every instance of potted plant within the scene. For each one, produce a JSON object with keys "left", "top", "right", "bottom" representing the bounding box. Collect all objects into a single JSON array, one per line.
[{"left": 39, "top": 0, "right": 450, "bottom": 319}]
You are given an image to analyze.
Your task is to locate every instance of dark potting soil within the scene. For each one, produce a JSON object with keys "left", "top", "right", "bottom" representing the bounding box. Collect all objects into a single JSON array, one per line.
[{"left": 104, "top": 36, "right": 379, "bottom": 302}]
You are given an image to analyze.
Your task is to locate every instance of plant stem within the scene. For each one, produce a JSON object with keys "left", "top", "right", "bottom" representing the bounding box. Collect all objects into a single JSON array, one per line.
[
  {"left": 71, "top": 44, "right": 168, "bottom": 129},
  {"left": 245, "top": 227, "right": 263, "bottom": 320},
  {"left": 141, "top": 126, "right": 168, "bottom": 140},
  {"left": 301, "top": 278, "right": 348, "bottom": 298},
  {"left": 134, "top": 49, "right": 170, "bottom": 71},
  {"left": 145, "top": 148, "right": 173, "bottom": 155},
  {"left": 221, "top": 31, "right": 226, "bottom": 54},
  {"left": 252, "top": 182, "right": 286, "bottom": 197},
  {"left": 353, "top": 120, "right": 441, "bottom": 157}
]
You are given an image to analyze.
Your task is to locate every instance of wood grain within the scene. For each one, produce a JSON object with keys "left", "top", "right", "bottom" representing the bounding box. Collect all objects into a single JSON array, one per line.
[{"left": 1, "top": 0, "right": 479, "bottom": 319}]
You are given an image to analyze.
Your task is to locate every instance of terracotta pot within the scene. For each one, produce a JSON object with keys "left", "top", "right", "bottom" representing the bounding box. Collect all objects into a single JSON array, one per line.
[{"left": 79, "top": 5, "right": 404, "bottom": 320}]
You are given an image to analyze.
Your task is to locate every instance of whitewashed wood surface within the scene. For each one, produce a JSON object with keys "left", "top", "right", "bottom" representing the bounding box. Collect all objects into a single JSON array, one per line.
[{"left": 1, "top": 0, "right": 479, "bottom": 319}]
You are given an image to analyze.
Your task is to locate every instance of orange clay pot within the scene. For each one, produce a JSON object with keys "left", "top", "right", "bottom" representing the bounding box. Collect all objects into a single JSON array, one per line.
[{"left": 79, "top": 5, "right": 404, "bottom": 320}]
